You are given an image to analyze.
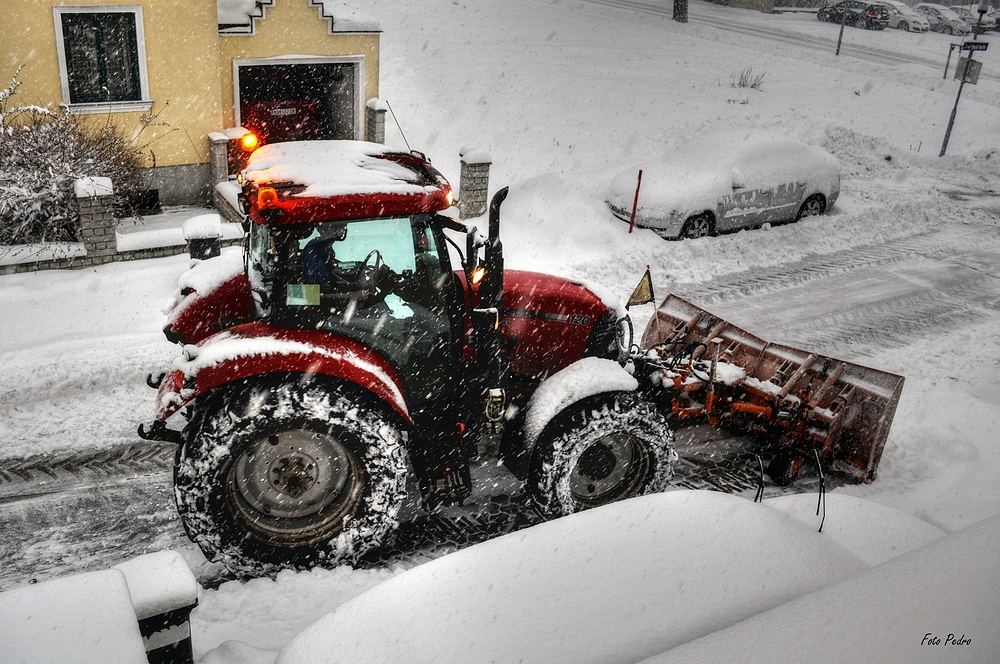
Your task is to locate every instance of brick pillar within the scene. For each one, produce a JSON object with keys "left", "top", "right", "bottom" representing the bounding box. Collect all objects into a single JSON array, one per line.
[
  {"left": 366, "top": 98, "right": 388, "bottom": 144},
  {"left": 75, "top": 177, "right": 117, "bottom": 265},
  {"left": 459, "top": 147, "right": 492, "bottom": 219},
  {"left": 208, "top": 132, "right": 230, "bottom": 183}
]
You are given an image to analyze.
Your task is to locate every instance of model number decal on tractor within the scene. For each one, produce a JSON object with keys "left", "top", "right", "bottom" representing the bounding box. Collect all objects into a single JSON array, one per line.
[{"left": 507, "top": 309, "right": 591, "bottom": 325}]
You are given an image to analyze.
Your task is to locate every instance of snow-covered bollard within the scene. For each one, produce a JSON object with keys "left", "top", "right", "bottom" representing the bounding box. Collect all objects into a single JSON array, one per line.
[
  {"left": 0, "top": 568, "right": 150, "bottom": 664},
  {"left": 459, "top": 147, "right": 492, "bottom": 219},
  {"left": 113, "top": 550, "right": 200, "bottom": 664},
  {"left": 183, "top": 213, "right": 223, "bottom": 260}
]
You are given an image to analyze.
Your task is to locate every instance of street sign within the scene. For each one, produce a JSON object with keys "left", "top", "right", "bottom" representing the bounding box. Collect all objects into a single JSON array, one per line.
[
  {"left": 954, "top": 57, "right": 982, "bottom": 85},
  {"left": 961, "top": 41, "right": 989, "bottom": 51}
]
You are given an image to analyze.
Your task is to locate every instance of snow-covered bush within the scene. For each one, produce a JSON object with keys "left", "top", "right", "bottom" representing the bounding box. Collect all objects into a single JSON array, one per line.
[{"left": 0, "top": 67, "right": 154, "bottom": 245}]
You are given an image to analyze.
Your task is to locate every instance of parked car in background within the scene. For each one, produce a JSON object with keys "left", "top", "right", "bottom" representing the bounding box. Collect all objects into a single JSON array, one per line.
[
  {"left": 879, "top": 0, "right": 931, "bottom": 31},
  {"left": 913, "top": 3, "right": 972, "bottom": 33},
  {"left": 948, "top": 6, "right": 998, "bottom": 32},
  {"left": 817, "top": 0, "right": 891, "bottom": 29},
  {"left": 606, "top": 132, "right": 841, "bottom": 240}
]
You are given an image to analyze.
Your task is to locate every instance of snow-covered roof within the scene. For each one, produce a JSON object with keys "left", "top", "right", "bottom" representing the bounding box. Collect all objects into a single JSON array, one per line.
[
  {"left": 217, "top": 0, "right": 381, "bottom": 35},
  {"left": 241, "top": 140, "right": 441, "bottom": 199}
]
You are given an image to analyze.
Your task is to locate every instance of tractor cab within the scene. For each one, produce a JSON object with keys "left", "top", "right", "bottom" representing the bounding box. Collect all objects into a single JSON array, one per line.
[{"left": 246, "top": 211, "right": 464, "bottom": 416}]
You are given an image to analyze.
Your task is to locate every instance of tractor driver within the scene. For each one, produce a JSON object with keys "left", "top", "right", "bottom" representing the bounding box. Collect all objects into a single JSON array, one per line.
[
  {"left": 302, "top": 226, "right": 446, "bottom": 312},
  {"left": 302, "top": 230, "right": 402, "bottom": 308}
]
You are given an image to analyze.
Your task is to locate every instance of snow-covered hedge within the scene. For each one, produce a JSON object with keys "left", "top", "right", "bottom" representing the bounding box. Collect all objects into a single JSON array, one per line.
[{"left": 0, "top": 67, "right": 151, "bottom": 245}]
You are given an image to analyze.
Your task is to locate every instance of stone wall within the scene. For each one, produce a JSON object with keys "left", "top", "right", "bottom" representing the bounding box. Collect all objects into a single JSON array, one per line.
[{"left": 0, "top": 179, "right": 241, "bottom": 276}]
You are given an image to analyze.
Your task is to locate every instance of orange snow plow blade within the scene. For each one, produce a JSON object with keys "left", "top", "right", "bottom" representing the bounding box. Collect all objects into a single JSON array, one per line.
[{"left": 639, "top": 295, "right": 904, "bottom": 483}]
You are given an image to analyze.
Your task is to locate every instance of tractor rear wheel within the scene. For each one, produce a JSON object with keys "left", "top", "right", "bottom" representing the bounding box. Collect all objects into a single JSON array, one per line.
[
  {"left": 174, "top": 377, "right": 407, "bottom": 575},
  {"left": 526, "top": 392, "right": 676, "bottom": 520}
]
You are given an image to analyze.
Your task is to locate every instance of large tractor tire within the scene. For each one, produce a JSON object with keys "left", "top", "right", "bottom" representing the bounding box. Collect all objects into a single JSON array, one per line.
[
  {"left": 526, "top": 391, "right": 677, "bottom": 520},
  {"left": 174, "top": 377, "right": 408, "bottom": 576}
]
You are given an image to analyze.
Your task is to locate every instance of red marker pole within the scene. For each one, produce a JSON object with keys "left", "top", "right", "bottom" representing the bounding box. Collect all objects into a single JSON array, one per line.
[{"left": 628, "top": 169, "right": 643, "bottom": 234}]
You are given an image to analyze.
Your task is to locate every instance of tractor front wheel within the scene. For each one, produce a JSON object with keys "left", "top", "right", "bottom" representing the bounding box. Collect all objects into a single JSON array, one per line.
[
  {"left": 526, "top": 392, "right": 676, "bottom": 520},
  {"left": 174, "top": 378, "right": 407, "bottom": 576}
]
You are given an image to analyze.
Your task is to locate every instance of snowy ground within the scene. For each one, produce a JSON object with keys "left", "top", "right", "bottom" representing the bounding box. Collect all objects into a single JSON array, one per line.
[{"left": 2, "top": 0, "right": 1000, "bottom": 661}]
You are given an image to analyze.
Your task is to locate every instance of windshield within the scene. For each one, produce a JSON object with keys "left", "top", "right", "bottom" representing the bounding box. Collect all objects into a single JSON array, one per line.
[{"left": 275, "top": 215, "right": 458, "bottom": 406}]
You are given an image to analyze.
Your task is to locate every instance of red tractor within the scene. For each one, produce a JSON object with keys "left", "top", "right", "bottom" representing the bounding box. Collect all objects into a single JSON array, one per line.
[
  {"left": 141, "top": 141, "right": 675, "bottom": 574},
  {"left": 142, "top": 140, "right": 903, "bottom": 576}
]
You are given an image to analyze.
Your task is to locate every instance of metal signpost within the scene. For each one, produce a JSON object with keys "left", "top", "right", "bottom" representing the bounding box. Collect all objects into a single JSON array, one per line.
[{"left": 940, "top": 0, "right": 991, "bottom": 157}]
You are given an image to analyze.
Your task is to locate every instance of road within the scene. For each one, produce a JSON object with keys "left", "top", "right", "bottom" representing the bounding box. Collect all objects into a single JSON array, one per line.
[
  {"left": 2, "top": 0, "right": 999, "bottom": 593},
  {"left": 2, "top": 215, "right": 996, "bottom": 590},
  {"left": 583, "top": 0, "right": 1000, "bottom": 81}
]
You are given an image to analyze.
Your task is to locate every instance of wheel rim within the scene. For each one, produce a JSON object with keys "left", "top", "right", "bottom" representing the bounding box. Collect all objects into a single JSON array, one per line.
[
  {"left": 684, "top": 215, "right": 711, "bottom": 238},
  {"left": 800, "top": 197, "right": 824, "bottom": 218},
  {"left": 229, "top": 429, "right": 364, "bottom": 546},
  {"left": 899, "top": 21, "right": 908, "bottom": 30},
  {"left": 569, "top": 433, "right": 651, "bottom": 508}
]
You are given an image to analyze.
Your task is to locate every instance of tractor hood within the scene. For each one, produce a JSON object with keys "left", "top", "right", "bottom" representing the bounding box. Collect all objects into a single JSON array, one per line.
[{"left": 500, "top": 270, "right": 624, "bottom": 379}]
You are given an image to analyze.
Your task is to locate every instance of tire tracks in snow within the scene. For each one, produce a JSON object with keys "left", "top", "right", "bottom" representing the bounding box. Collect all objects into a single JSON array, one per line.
[
  {"left": 670, "top": 224, "right": 1000, "bottom": 357},
  {"left": 0, "top": 442, "right": 175, "bottom": 502}
]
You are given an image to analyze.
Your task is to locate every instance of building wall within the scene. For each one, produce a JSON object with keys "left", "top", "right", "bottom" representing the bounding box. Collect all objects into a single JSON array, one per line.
[
  {"left": 2, "top": 0, "right": 380, "bottom": 204},
  {"left": 218, "top": 1, "right": 380, "bottom": 130},
  {"left": 2, "top": 0, "right": 225, "bottom": 170}
]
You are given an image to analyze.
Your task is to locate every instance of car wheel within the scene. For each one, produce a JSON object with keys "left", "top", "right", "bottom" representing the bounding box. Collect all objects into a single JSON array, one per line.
[
  {"left": 898, "top": 20, "right": 909, "bottom": 30},
  {"left": 174, "top": 377, "right": 408, "bottom": 575},
  {"left": 526, "top": 392, "right": 676, "bottom": 520},
  {"left": 681, "top": 212, "right": 714, "bottom": 239},
  {"left": 796, "top": 194, "right": 826, "bottom": 220},
  {"left": 945, "top": 25, "right": 953, "bottom": 34}
]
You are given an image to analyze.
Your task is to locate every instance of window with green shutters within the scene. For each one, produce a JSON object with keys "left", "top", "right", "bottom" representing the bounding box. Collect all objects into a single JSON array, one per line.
[{"left": 59, "top": 11, "right": 143, "bottom": 104}]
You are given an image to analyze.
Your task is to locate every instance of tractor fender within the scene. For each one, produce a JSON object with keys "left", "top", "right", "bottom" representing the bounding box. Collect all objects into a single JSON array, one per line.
[
  {"left": 162, "top": 248, "right": 250, "bottom": 346},
  {"left": 521, "top": 356, "right": 639, "bottom": 450},
  {"left": 155, "top": 323, "right": 409, "bottom": 424}
]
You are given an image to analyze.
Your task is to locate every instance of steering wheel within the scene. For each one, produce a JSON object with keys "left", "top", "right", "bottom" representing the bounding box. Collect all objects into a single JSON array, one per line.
[{"left": 358, "top": 249, "right": 384, "bottom": 294}]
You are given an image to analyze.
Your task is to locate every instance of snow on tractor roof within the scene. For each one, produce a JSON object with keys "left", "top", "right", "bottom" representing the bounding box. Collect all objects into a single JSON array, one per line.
[
  {"left": 240, "top": 141, "right": 454, "bottom": 224},
  {"left": 242, "top": 140, "right": 444, "bottom": 199}
]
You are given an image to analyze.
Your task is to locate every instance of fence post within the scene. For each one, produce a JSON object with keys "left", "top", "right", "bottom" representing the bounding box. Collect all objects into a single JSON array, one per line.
[
  {"left": 459, "top": 147, "right": 492, "bottom": 219},
  {"left": 208, "top": 132, "right": 230, "bottom": 183},
  {"left": 366, "top": 98, "right": 388, "bottom": 144},
  {"left": 75, "top": 177, "right": 117, "bottom": 265}
]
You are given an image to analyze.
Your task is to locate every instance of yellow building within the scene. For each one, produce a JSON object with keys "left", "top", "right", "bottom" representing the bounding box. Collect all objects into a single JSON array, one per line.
[{"left": 1, "top": 0, "right": 381, "bottom": 205}]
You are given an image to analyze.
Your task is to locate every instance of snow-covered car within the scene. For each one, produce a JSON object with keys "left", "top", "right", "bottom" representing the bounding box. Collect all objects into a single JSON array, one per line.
[
  {"left": 607, "top": 133, "right": 841, "bottom": 240},
  {"left": 878, "top": 0, "right": 931, "bottom": 31},
  {"left": 948, "top": 5, "right": 997, "bottom": 32},
  {"left": 817, "top": 0, "right": 890, "bottom": 29},
  {"left": 913, "top": 3, "right": 972, "bottom": 33}
]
